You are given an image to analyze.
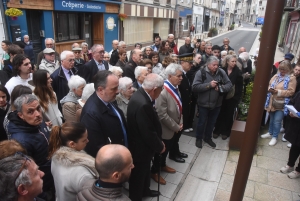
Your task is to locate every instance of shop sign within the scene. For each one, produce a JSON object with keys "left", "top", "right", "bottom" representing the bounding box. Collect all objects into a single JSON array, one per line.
[
  {"left": 106, "top": 17, "right": 115, "bottom": 31},
  {"left": 54, "top": 0, "right": 105, "bottom": 12}
]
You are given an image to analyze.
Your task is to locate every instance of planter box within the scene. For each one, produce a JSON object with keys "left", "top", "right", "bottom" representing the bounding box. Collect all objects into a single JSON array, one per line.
[{"left": 229, "top": 120, "right": 246, "bottom": 150}]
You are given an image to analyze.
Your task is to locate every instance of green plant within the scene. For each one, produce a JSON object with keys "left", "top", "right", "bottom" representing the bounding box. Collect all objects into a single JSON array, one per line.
[
  {"left": 209, "top": 28, "right": 218, "bottom": 35},
  {"left": 238, "top": 82, "right": 254, "bottom": 121},
  {"left": 230, "top": 24, "right": 235, "bottom": 30},
  {"left": 5, "top": 8, "right": 23, "bottom": 17}
]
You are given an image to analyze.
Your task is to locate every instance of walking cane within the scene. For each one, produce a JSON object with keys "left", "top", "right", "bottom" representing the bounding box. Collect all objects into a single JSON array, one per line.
[{"left": 157, "top": 154, "right": 161, "bottom": 201}]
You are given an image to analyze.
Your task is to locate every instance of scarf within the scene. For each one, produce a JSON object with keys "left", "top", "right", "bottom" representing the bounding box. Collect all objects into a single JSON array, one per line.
[
  {"left": 163, "top": 81, "right": 182, "bottom": 116},
  {"left": 265, "top": 73, "right": 290, "bottom": 115}
]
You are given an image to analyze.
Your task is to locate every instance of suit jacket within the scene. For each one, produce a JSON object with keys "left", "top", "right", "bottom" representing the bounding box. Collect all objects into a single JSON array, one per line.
[
  {"left": 132, "top": 81, "right": 141, "bottom": 90},
  {"left": 220, "top": 45, "right": 234, "bottom": 51},
  {"left": 79, "top": 59, "right": 109, "bottom": 83},
  {"left": 80, "top": 92, "right": 126, "bottom": 157},
  {"left": 124, "top": 60, "right": 138, "bottom": 82},
  {"left": 179, "top": 72, "right": 192, "bottom": 113},
  {"left": 155, "top": 87, "right": 183, "bottom": 140},
  {"left": 127, "top": 88, "right": 164, "bottom": 166}
]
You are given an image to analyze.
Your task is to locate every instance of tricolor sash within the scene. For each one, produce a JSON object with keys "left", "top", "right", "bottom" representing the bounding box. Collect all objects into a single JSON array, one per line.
[{"left": 164, "top": 81, "right": 182, "bottom": 116}]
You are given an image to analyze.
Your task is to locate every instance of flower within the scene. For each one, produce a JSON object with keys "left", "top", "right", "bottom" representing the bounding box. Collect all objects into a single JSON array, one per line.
[
  {"left": 5, "top": 8, "right": 23, "bottom": 17},
  {"left": 118, "top": 13, "right": 128, "bottom": 21}
]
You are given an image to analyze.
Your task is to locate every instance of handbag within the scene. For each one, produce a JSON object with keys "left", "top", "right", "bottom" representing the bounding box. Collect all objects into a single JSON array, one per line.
[
  {"left": 272, "top": 97, "right": 285, "bottom": 109},
  {"left": 226, "top": 85, "right": 235, "bottom": 99}
]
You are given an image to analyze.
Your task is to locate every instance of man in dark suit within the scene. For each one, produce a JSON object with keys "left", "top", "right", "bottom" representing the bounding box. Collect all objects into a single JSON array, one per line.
[
  {"left": 220, "top": 37, "right": 234, "bottom": 51},
  {"left": 80, "top": 70, "right": 127, "bottom": 157},
  {"left": 51, "top": 50, "right": 78, "bottom": 111},
  {"left": 127, "top": 73, "right": 165, "bottom": 201},
  {"left": 179, "top": 37, "right": 194, "bottom": 55},
  {"left": 132, "top": 66, "right": 148, "bottom": 90},
  {"left": 78, "top": 44, "right": 109, "bottom": 83},
  {"left": 124, "top": 49, "right": 142, "bottom": 82}
]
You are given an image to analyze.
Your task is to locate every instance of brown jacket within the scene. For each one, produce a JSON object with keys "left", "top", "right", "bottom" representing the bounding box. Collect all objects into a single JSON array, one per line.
[
  {"left": 62, "top": 102, "right": 82, "bottom": 122},
  {"left": 265, "top": 74, "right": 296, "bottom": 112}
]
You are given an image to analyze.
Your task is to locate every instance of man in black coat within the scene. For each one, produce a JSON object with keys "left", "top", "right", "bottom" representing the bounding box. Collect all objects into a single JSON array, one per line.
[
  {"left": 127, "top": 73, "right": 165, "bottom": 201},
  {"left": 51, "top": 51, "right": 78, "bottom": 111},
  {"left": 220, "top": 37, "right": 234, "bottom": 51},
  {"left": 179, "top": 37, "right": 194, "bottom": 55},
  {"left": 80, "top": 70, "right": 127, "bottom": 158},
  {"left": 124, "top": 49, "right": 142, "bottom": 82},
  {"left": 78, "top": 44, "right": 109, "bottom": 83}
]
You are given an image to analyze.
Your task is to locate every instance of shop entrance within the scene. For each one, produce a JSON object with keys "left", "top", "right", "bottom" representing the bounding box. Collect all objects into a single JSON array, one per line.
[{"left": 92, "top": 13, "right": 104, "bottom": 45}]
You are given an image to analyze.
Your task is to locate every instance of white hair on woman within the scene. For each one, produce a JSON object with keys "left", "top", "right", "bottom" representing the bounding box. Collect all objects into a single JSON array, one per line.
[
  {"left": 134, "top": 66, "right": 148, "bottom": 79},
  {"left": 221, "top": 50, "right": 227, "bottom": 56},
  {"left": 81, "top": 83, "right": 94, "bottom": 101},
  {"left": 142, "top": 73, "right": 164, "bottom": 90},
  {"left": 118, "top": 77, "right": 132, "bottom": 92},
  {"left": 239, "top": 52, "right": 250, "bottom": 61},
  {"left": 165, "top": 63, "right": 183, "bottom": 77},
  {"left": 68, "top": 75, "right": 86, "bottom": 91},
  {"left": 81, "top": 42, "right": 88, "bottom": 48},
  {"left": 60, "top": 50, "right": 74, "bottom": 61},
  {"left": 109, "top": 66, "right": 123, "bottom": 74}
]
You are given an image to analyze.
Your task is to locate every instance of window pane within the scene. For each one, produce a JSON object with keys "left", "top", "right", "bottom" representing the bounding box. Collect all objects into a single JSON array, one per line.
[
  {"left": 69, "top": 14, "right": 80, "bottom": 40},
  {"left": 57, "top": 13, "right": 69, "bottom": 41}
]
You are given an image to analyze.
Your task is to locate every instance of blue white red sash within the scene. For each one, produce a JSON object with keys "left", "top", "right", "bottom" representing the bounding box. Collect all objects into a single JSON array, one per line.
[{"left": 164, "top": 81, "right": 182, "bottom": 116}]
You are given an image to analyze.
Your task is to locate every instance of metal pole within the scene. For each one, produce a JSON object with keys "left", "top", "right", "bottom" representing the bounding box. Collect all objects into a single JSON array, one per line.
[{"left": 230, "top": 0, "right": 285, "bottom": 200}]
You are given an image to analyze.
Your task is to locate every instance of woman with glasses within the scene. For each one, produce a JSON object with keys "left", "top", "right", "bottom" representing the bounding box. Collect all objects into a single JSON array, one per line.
[{"left": 49, "top": 122, "right": 98, "bottom": 201}]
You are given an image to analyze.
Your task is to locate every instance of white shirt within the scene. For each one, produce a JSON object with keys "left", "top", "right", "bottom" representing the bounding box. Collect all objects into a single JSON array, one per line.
[
  {"left": 62, "top": 66, "right": 73, "bottom": 81},
  {"left": 5, "top": 74, "right": 34, "bottom": 95}
]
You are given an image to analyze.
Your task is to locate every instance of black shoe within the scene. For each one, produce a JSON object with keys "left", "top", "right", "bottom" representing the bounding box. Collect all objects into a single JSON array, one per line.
[
  {"left": 177, "top": 152, "right": 188, "bottom": 158},
  {"left": 169, "top": 156, "right": 185, "bottom": 163},
  {"left": 195, "top": 139, "right": 202, "bottom": 148},
  {"left": 213, "top": 134, "right": 220, "bottom": 139},
  {"left": 145, "top": 190, "right": 160, "bottom": 197},
  {"left": 222, "top": 135, "right": 228, "bottom": 140},
  {"left": 204, "top": 138, "right": 216, "bottom": 148}
]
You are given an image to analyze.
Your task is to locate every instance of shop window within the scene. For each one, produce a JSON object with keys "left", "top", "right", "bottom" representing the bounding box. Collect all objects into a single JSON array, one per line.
[
  {"left": 55, "top": 12, "right": 83, "bottom": 42},
  {"left": 183, "top": 17, "right": 189, "bottom": 30}
]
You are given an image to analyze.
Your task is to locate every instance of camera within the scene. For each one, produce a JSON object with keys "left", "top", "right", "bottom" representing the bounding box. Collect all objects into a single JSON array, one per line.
[{"left": 216, "top": 79, "right": 225, "bottom": 94}]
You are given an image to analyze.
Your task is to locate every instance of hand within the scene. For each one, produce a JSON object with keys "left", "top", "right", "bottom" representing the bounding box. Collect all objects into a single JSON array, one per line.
[
  {"left": 215, "top": 86, "right": 219, "bottom": 91},
  {"left": 244, "top": 72, "right": 251, "bottom": 79},
  {"left": 210, "top": 80, "right": 218, "bottom": 88},
  {"left": 179, "top": 124, "right": 183, "bottom": 131},
  {"left": 290, "top": 112, "right": 296, "bottom": 118},
  {"left": 45, "top": 121, "right": 53, "bottom": 128},
  {"left": 160, "top": 141, "right": 166, "bottom": 154}
]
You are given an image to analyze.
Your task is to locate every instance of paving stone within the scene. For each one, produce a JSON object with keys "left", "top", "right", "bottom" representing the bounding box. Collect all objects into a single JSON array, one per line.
[
  {"left": 223, "top": 161, "right": 237, "bottom": 176},
  {"left": 268, "top": 170, "right": 300, "bottom": 192},
  {"left": 165, "top": 172, "right": 184, "bottom": 185},
  {"left": 252, "top": 155, "right": 257, "bottom": 167},
  {"left": 215, "top": 137, "right": 230, "bottom": 151},
  {"left": 254, "top": 182, "right": 292, "bottom": 201},
  {"left": 227, "top": 150, "right": 240, "bottom": 162},
  {"left": 248, "top": 166, "right": 268, "bottom": 184},
  {"left": 150, "top": 180, "right": 177, "bottom": 198},
  {"left": 243, "top": 197, "right": 255, "bottom": 201},
  {"left": 190, "top": 146, "right": 228, "bottom": 182},
  {"left": 142, "top": 197, "right": 153, "bottom": 201},
  {"left": 179, "top": 135, "right": 192, "bottom": 144},
  {"left": 178, "top": 141, "right": 198, "bottom": 154},
  {"left": 150, "top": 196, "right": 170, "bottom": 201},
  {"left": 214, "top": 188, "right": 230, "bottom": 201},
  {"left": 261, "top": 145, "right": 289, "bottom": 160},
  {"left": 189, "top": 137, "right": 196, "bottom": 145},
  {"left": 174, "top": 175, "right": 218, "bottom": 201},
  {"left": 256, "top": 155, "right": 287, "bottom": 172},
  {"left": 165, "top": 159, "right": 190, "bottom": 174},
  {"left": 292, "top": 192, "right": 300, "bottom": 201},
  {"left": 257, "top": 137, "right": 283, "bottom": 149},
  {"left": 256, "top": 145, "right": 263, "bottom": 156}
]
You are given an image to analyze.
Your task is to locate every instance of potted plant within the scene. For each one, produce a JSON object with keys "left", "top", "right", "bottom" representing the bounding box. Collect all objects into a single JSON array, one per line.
[
  {"left": 230, "top": 24, "right": 235, "bottom": 30},
  {"left": 5, "top": 8, "right": 23, "bottom": 20},
  {"left": 118, "top": 13, "right": 128, "bottom": 21},
  {"left": 208, "top": 28, "right": 218, "bottom": 37}
]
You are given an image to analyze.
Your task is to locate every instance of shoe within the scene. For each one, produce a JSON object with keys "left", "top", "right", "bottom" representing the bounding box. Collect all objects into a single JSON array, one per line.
[
  {"left": 189, "top": 128, "right": 193, "bottom": 132},
  {"left": 161, "top": 165, "right": 176, "bottom": 173},
  {"left": 151, "top": 173, "right": 166, "bottom": 185},
  {"left": 282, "top": 134, "right": 287, "bottom": 142},
  {"left": 288, "top": 171, "right": 300, "bottom": 179},
  {"left": 177, "top": 152, "right": 188, "bottom": 158},
  {"left": 261, "top": 132, "right": 272, "bottom": 139},
  {"left": 280, "top": 165, "right": 294, "bottom": 174},
  {"left": 143, "top": 190, "right": 161, "bottom": 197},
  {"left": 287, "top": 143, "right": 292, "bottom": 148},
  {"left": 183, "top": 129, "right": 190, "bottom": 133},
  {"left": 204, "top": 139, "right": 216, "bottom": 148},
  {"left": 269, "top": 138, "right": 277, "bottom": 146},
  {"left": 195, "top": 139, "right": 202, "bottom": 148},
  {"left": 213, "top": 134, "right": 219, "bottom": 139},
  {"left": 169, "top": 156, "right": 185, "bottom": 163},
  {"left": 222, "top": 135, "right": 228, "bottom": 140},
  {"left": 280, "top": 127, "right": 285, "bottom": 133}
]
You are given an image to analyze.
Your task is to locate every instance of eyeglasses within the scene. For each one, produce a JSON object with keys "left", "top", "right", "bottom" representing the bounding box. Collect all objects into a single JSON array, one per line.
[
  {"left": 68, "top": 59, "right": 75, "bottom": 62},
  {"left": 73, "top": 51, "right": 81, "bottom": 54},
  {"left": 104, "top": 57, "right": 110, "bottom": 59},
  {"left": 45, "top": 44, "right": 53, "bottom": 47},
  {"left": 45, "top": 53, "right": 55, "bottom": 56},
  {"left": 14, "top": 152, "right": 31, "bottom": 185}
]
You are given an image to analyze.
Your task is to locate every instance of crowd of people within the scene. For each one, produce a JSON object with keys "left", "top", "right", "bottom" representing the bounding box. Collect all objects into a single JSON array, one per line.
[{"left": 0, "top": 33, "right": 300, "bottom": 201}]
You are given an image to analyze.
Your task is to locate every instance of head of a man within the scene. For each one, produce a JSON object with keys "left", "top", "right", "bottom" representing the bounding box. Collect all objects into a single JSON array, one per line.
[
  {"left": 95, "top": 144, "right": 134, "bottom": 184},
  {"left": 212, "top": 45, "right": 221, "bottom": 58},
  {"left": 165, "top": 63, "right": 183, "bottom": 87},
  {"left": 72, "top": 47, "right": 82, "bottom": 59},
  {"left": 154, "top": 36, "right": 161, "bottom": 46},
  {"left": 61, "top": 51, "right": 75, "bottom": 70},
  {"left": 207, "top": 56, "right": 220, "bottom": 74},
  {"left": 135, "top": 43, "right": 142, "bottom": 50},
  {"left": 294, "top": 64, "right": 300, "bottom": 77},
  {"left": 238, "top": 47, "right": 246, "bottom": 55},
  {"left": 0, "top": 154, "right": 44, "bottom": 201},
  {"left": 223, "top": 37, "right": 230, "bottom": 46},
  {"left": 118, "top": 41, "right": 126, "bottom": 51},
  {"left": 200, "top": 41, "right": 206, "bottom": 51},
  {"left": 112, "top": 40, "right": 119, "bottom": 50},
  {"left": 284, "top": 53, "right": 294, "bottom": 62},
  {"left": 135, "top": 66, "right": 149, "bottom": 84},
  {"left": 12, "top": 54, "right": 32, "bottom": 77},
  {"left": 15, "top": 94, "right": 43, "bottom": 126},
  {"left": 44, "top": 38, "right": 55, "bottom": 49},
  {"left": 23, "top": 35, "right": 29, "bottom": 43},
  {"left": 91, "top": 44, "right": 105, "bottom": 63},
  {"left": 167, "top": 34, "right": 175, "bottom": 43},
  {"left": 205, "top": 44, "right": 212, "bottom": 55},
  {"left": 94, "top": 70, "right": 119, "bottom": 102},
  {"left": 8, "top": 44, "right": 23, "bottom": 62},
  {"left": 43, "top": 48, "right": 55, "bottom": 63},
  {"left": 185, "top": 37, "right": 191, "bottom": 46},
  {"left": 103, "top": 52, "right": 110, "bottom": 63},
  {"left": 239, "top": 52, "right": 250, "bottom": 67},
  {"left": 132, "top": 49, "right": 142, "bottom": 64},
  {"left": 142, "top": 73, "right": 164, "bottom": 100},
  {"left": 193, "top": 53, "right": 201, "bottom": 65}
]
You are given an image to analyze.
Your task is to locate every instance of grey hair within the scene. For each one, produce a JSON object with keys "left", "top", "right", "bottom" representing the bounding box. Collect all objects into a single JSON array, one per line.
[
  {"left": 165, "top": 63, "right": 183, "bottom": 77},
  {"left": 223, "top": 37, "right": 230, "bottom": 42},
  {"left": 81, "top": 83, "right": 94, "bottom": 101},
  {"left": 222, "top": 55, "right": 237, "bottom": 68},
  {"left": 0, "top": 155, "right": 32, "bottom": 199},
  {"left": 118, "top": 41, "right": 126, "bottom": 46},
  {"left": 142, "top": 73, "right": 164, "bottom": 90},
  {"left": 109, "top": 66, "right": 123, "bottom": 74},
  {"left": 23, "top": 35, "right": 29, "bottom": 39},
  {"left": 221, "top": 51, "right": 228, "bottom": 56},
  {"left": 239, "top": 52, "right": 250, "bottom": 61},
  {"left": 168, "top": 34, "right": 174, "bottom": 38},
  {"left": 134, "top": 66, "right": 148, "bottom": 79},
  {"left": 206, "top": 56, "right": 219, "bottom": 66},
  {"left": 14, "top": 94, "right": 39, "bottom": 113},
  {"left": 91, "top": 44, "right": 104, "bottom": 53},
  {"left": 60, "top": 50, "right": 74, "bottom": 61},
  {"left": 205, "top": 44, "right": 212, "bottom": 49},
  {"left": 81, "top": 42, "right": 88, "bottom": 48},
  {"left": 44, "top": 38, "right": 54, "bottom": 44},
  {"left": 118, "top": 77, "right": 133, "bottom": 92},
  {"left": 68, "top": 75, "right": 86, "bottom": 91}
]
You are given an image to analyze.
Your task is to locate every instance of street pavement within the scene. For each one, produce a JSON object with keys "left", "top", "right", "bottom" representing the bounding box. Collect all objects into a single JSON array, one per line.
[{"left": 131, "top": 25, "right": 300, "bottom": 201}]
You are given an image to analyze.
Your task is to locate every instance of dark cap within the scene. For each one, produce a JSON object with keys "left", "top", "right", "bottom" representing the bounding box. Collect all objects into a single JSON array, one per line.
[
  {"left": 284, "top": 53, "right": 294, "bottom": 60},
  {"left": 178, "top": 53, "right": 193, "bottom": 62}
]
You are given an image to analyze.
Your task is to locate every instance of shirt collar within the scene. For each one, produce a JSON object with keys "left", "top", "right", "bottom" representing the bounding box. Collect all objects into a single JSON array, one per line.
[
  {"left": 96, "top": 93, "right": 109, "bottom": 106},
  {"left": 62, "top": 66, "right": 70, "bottom": 73},
  {"left": 94, "top": 59, "right": 103, "bottom": 66},
  {"left": 166, "top": 79, "right": 178, "bottom": 88}
]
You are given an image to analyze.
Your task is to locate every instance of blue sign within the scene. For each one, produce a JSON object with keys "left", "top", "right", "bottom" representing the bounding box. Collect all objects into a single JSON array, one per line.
[{"left": 54, "top": 0, "right": 105, "bottom": 12}]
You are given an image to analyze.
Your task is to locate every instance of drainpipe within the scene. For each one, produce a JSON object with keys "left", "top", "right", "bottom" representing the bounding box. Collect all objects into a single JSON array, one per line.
[{"left": 1, "top": 0, "right": 10, "bottom": 40}]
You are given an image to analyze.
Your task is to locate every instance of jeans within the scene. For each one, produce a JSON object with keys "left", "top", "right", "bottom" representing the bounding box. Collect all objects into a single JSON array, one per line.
[
  {"left": 196, "top": 106, "right": 221, "bottom": 140},
  {"left": 268, "top": 110, "right": 284, "bottom": 138}
]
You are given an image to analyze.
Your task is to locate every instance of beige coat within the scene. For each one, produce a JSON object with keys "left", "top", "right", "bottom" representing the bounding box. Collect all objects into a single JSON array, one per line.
[
  {"left": 115, "top": 94, "right": 129, "bottom": 119},
  {"left": 62, "top": 102, "right": 81, "bottom": 122},
  {"left": 265, "top": 74, "right": 296, "bottom": 112},
  {"left": 155, "top": 87, "right": 183, "bottom": 140}
]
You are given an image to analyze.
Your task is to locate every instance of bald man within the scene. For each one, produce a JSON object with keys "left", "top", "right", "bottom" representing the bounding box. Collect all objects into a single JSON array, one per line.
[
  {"left": 179, "top": 37, "right": 194, "bottom": 55},
  {"left": 109, "top": 40, "right": 119, "bottom": 57},
  {"left": 77, "top": 145, "right": 133, "bottom": 201}
]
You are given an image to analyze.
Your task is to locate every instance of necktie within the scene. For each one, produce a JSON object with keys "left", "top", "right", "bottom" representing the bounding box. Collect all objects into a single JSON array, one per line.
[
  {"left": 107, "top": 103, "right": 128, "bottom": 147},
  {"left": 68, "top": 70, "right": 72, "bottom": 77}
]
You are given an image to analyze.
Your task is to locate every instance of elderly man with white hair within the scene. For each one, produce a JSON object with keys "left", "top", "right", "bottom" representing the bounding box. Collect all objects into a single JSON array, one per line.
[
  {"left": 76, "top": 83, "right": 95, "bottom": 122},
  {"left": 116, "top": 77, "right": 134, "bottom": 119},
  {"left": 109, "top": 66, "right": 123, "bottom": 78},
  {"left": 39, "top": 48, "right": 60, "bottom": 74},
  {"left": 51, "top": 50, "right": 78, "bottom": 111},
  {"left": 60, "top": 75, "right": 86, "bottom": 122},
  {"left": 237, "top": 51, "right": 252, "bottom": 80},
  {"left": 23, "top": 35, "right": 35, "bottom": 64},
  {"left": 133, "top": 66, "right": 148, "bottom": 90}
]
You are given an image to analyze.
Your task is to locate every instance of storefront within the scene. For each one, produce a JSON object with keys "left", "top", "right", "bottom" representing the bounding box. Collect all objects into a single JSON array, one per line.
[
  {"left": 193, "top": 5, "right": 203, "bottom": 34},
  {"left": 53, "top": 0, "right": 120, "bottom": 52},
  {"left": 179, "top": 8, "right": 193, "bottom": 37}
]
